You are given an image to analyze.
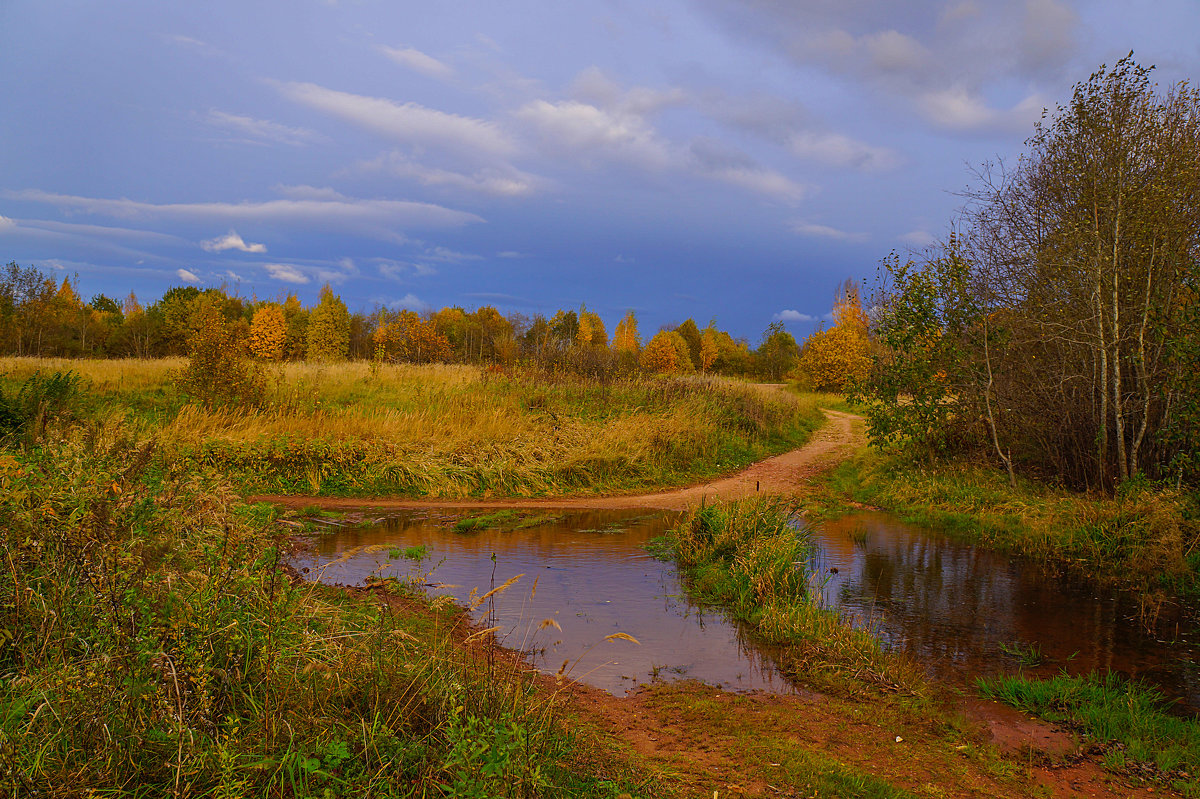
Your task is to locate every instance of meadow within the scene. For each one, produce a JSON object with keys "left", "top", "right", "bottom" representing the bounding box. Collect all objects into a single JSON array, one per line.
[{"left": 0, "top": 357, "right": 826, "bottom": 498}]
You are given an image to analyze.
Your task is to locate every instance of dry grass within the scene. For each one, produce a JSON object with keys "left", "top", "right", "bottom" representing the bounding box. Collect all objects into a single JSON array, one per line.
[{"left": 0, "top": 358, "right": 825, "bottom": 499}]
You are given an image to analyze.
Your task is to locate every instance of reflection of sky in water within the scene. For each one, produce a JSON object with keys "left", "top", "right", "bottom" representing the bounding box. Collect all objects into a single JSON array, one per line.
[
  {"left": 295, "top": 509, "right": 1200, "bottom": 712},
  {"left": 296, "top": 510, "right": 798, "bottom": 696}
]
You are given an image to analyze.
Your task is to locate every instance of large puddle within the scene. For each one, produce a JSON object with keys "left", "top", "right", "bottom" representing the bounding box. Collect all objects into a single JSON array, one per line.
[{"left": 295, "top": 508, "right": 1199, "bottom": 711}]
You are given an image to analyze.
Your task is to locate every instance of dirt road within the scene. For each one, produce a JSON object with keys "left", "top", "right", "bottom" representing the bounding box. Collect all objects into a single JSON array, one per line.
[{"left": 251, "top": 408, "right": 863, "bottom": 511}]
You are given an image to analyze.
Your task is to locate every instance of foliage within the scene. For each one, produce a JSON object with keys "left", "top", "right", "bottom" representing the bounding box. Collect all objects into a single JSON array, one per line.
[
  {"left": 849, "top": 245, "right": 984, "bottom": 454},
  {"left": 979, "top": 672, "right": 1200, "bottom": 789},
  {"left": 0, "top": 369, "right": 84, "bottom": 445},
  {"left": 375, "top": 310, "right": 454, "bottom": 364},
  {"left": 857, "top": 56, "right": 1200, "bottom": 489},
  {"left": 756, "top": 322, "right": 799, "bottom": 381},
  {"left": 798, "top": 280, "right": 872, "bottom": 392},
  {"left": 306, "top": 284, "right": 350, "bottom": 361},
  {"left": 611, "top": 311, "right": 640, "bottom": 353},
  {"left": 639, "top": 330, "right": 679, "bottom": 373},
  {"left": 0, "top": 423, "right": 638, "bottom": 796},
  {"left": 248, "top": 304, "right": 287, "bottom": 361},
  {"left": 174, "top": 301, "right": 267, "bottom": 409}
]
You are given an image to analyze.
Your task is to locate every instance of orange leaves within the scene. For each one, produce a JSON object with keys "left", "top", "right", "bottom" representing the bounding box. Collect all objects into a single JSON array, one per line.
[{"left": 248, "top": 305, "right": 287, "bottom": 361}]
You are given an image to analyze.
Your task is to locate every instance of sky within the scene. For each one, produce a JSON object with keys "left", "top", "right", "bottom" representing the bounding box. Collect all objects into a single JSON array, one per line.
[{"left": 2, "top": 0, "right": 1197, "bottom": 342}]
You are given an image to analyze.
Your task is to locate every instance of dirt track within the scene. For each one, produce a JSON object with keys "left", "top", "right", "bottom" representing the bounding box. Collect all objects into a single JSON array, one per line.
[{"left": 251, "top": 409, "right": 863, "bottom": 511}]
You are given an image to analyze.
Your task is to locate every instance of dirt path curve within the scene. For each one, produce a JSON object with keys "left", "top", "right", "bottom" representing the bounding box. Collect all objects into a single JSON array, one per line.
[{"left": 251, "top": 409, "right": 864, "bottom": 512}]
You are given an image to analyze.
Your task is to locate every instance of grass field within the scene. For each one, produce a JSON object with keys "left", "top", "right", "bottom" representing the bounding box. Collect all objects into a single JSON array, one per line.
[{"left": 0, "top": 357, "right": 827, "bottom": 498}]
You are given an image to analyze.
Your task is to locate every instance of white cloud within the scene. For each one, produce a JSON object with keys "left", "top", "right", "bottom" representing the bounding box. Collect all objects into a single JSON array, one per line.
[
  {"left": 387, "top": 293, "right": 429, "bottom": 311},
  {"left": 496, "top": 251, "right": 524, "bottom": 259},
  {"left": 357, "top": 152, "right": 542, "bottom": 197},
  {"left": 277, "top": 82, "right": 515, "bottom": 158},
  {"left": 775, "top": 310, "right": 818, "bottom": 323},
  {"left": 377, "top": 259, "right": 437, "bottom": 279},
  {"left": 205, "top": 110, "right": 324, "bottom": 146},
  {"left": 264, "top": 263, "right": 310, "bottom": 284},
  {"left": 788, "top": 132, "right": 902, "bottom": 171},
  {"left": 916, "top": 87, "right": 1046, "bottom": 132},
  {"left": 8, "top": 189, "right": 484, "bottom": 234},
  {"left": 900, "top": 229, "right": 937, "bottom": 247},
  {"left": 272, "top": 185, "right": 347, "bottom": 201},
  {"left": 176, "top": 269, "right": 201, "bottom": 283},
  {"left": 791, "top": 221, "right": 868, "bottom": 242},
  {"left": 200, "top": 230, "right": 267, "bottom": 253},
  {"left": 379, "top": 46, "right": 454, "bottom": 80},
  {"left": 708, "top": 166, "right": 807, "bottom": 203},
  {"left": 0, "top": 215, "right": 15, "bottom": 231},
  {"left": 517, "top": 99, "right": 673, "bottom": 170}
]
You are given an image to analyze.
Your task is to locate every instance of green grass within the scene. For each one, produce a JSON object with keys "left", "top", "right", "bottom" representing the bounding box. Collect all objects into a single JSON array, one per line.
[
  {"left": 0, "top": 419, "right": 651, "bottom": 797},
  {"left": 665, "top": 498, "right": 925, "bottom": 697},
  {"left": 979, "top": 672, "right": 1200, "bottom": 794},
  {"left": 812, "top": 447, "right": 1200, "bottom": 592}
]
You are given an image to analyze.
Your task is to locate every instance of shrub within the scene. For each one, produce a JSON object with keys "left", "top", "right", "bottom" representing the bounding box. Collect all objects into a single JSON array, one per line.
[{"left": 175, "top": 302, "right": 266, "bottom": 408}]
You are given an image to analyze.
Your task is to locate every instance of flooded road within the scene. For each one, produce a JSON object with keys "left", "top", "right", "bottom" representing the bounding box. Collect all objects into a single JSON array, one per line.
[{"left": 295, "top": 508, "right": 1199, "bottom": 711}]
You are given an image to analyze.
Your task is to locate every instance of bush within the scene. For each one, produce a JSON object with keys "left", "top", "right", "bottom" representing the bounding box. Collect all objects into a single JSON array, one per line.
[
  {"left": 175, "top": 302, "right": 267, "bottom": 409},
  {"left": 0, "top": 370, "right": 84, "bottom": 445}
]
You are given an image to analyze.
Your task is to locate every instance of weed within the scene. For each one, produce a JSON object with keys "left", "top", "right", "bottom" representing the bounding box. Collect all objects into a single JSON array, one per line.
[
  {"left": 997, "top": 641, "right": 1045, "bottom": 668},
  {"left": 978, "top": 671, "right": 1200, "bottom": 792},
  {"left": 667, "top": 498, "right": 925, "bottom": 697}
]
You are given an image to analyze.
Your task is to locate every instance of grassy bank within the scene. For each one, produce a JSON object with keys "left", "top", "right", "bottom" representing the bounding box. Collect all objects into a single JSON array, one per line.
[
  {"left": 0, "top": 357, "right": 825, "bottom": 499},
  {"left": 661, "top": 498, "right": 925, "bottom": 698},
  {"left": 813, "top": 447, "right": 1200, "bottom": 593},
  {"left": 979, "top": 672, "right": 1200, "bottom": 795},
  {"left": 0, "top": 421, "right": 649, "bottom": 797}
]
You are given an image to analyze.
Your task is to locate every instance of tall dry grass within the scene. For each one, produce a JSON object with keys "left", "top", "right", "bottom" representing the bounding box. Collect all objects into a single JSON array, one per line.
[{"left": 1, "top": 358, "right": 824, "bottom": 497}]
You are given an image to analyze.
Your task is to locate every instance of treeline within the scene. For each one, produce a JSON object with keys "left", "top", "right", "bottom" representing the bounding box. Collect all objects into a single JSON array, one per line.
[
  {"left": 0, "top": 262, "right": 804, "bottom": 379},
  {"left": 846, "top": 57, "right": 1200, "bottom": 492}
]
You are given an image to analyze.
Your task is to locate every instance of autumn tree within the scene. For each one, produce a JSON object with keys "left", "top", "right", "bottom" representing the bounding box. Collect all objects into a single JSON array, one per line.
[
  {"left": 612, "top": 311, "right": 640, "bottom": 353},
  {"left": 374, "top": 310, "right": 453, "bottom": 364},
  {"left": 282, "top": 294, "right": 308, "bottom": 360},
  {"left": 756, "top": 322, "right": 799, "bottom": 381},
  {"left": 640, "top": 330, "right": 679, "bottom": 373},
  {"left": 797, "top": 280, "right": 872, "bottom": 391},
  {"left": 175, "top": 298, "right": 266, "bottom": 408},
  {"left": 577, "top": 306, "right": 608, "bottom": 349},
  {"left": 674, "top": 319, "right": 702, "bottom": 370},
  {"left": 699, "top": 323, "right": 719, "bottom": 371},
  {"left": 249, "top": 304, "right": 287, "bottom": 361},
  {"left": 306, "top": 285, "right": 350, "bottom": 361}
]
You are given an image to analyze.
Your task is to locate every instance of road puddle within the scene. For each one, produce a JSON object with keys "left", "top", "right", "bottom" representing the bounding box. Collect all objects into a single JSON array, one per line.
[{"left": 295, "top": 508, "right": 1199, "bottom": 712}]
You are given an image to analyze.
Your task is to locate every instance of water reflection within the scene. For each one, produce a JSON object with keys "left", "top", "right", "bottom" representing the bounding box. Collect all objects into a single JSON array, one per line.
[
  {"left": 295, "top": 509, "right": 797, "bottom": 696},
  {"left": 294, "top": 508, "right": 1199, "bottom": 712},
  {"left": 817, "top": 513, "right": 1199, "bottom": 713}
]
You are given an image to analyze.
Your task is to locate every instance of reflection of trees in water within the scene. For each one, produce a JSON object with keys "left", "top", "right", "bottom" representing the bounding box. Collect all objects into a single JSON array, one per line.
[
  {"left": 306, "top": 509, "right": 1200, "bottom": 711},
  {"left": 817, "top": 514, "right": 1200, "bottom": 712}
]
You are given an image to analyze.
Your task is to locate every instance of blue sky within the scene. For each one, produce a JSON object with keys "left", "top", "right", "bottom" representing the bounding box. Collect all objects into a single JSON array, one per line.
[{"left": 2, "top": 0, "right": 1197, "bottom": 342}]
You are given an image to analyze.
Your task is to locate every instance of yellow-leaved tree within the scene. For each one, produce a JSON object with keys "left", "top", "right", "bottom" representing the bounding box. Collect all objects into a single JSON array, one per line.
[
  {"left": 612, "top": 311, "right": 640, "bottom": 353},
  {"left": 639, "top": 330, "right": 679, "bottom": 373},
  {"left": 699, "top": 325, "right": 719, "bottom": 371},
  {"left": 797, "top": 279, "right": 872, "bottom": 391},
  {"left": 249, "top": 304, "right": 287, "bottom": 360},
  {"left": 306, "top": 285, "right": 350, "bottom": 361}
]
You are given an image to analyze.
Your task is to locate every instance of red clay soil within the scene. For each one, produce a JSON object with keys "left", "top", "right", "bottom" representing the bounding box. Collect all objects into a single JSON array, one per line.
[
  {"left": 275, "top": 411, "right": 1183, "bottom": 798},
  {"left": 251, "top": 409, "right": 863, "bottom": 512}
]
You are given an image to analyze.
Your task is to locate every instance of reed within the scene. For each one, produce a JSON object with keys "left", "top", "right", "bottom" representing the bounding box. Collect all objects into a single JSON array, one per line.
[{"left": 668, "top": 498, "right": 925, "bottom": 697}]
